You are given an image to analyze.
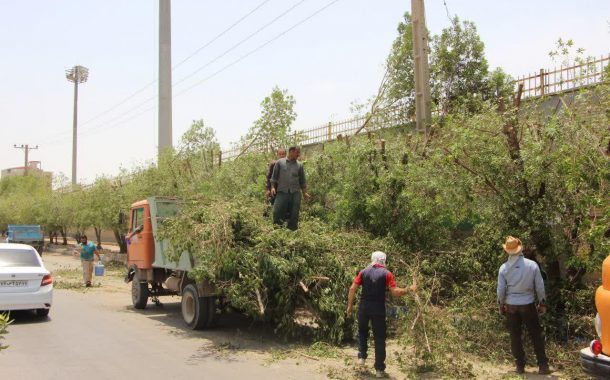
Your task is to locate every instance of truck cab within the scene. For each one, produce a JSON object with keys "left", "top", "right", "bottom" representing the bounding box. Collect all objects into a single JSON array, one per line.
[
  {"left": 580, "top": 255, "right": 610, "bottom": 378},
  {"left": 7, "top": 225, "right": 44, "bottom": 254},
  {"left": 125, "top": 197, "right": 218, "bottom": 330}
]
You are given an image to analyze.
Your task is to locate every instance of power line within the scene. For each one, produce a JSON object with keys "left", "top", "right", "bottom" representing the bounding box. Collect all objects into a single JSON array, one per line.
[
  {"left": 81, "top": 0, "right": 272, "bottom": 128},
  {"left": 48, "top": 0, "right": 341, "bottom": 146},
  {"left": 42, "top": 0, "right": 272, "bottom": 142},
  {"left": 60, "top": 0, "right": 308, "bottom": 143},
  {"left": 79, "top": 81, "right": 156, "bottom": 127},
  {"left": 442, "top": 0, "right": 456, "bottom": 24},
  {"left": 173, "top": 0, "right": 273, "bottom": 70},
  {"left": 173, "top": 0, "right": 307, "bottom": 88},
  {"left": 175, "top": 0, "right": 341, "bottom": 98}
]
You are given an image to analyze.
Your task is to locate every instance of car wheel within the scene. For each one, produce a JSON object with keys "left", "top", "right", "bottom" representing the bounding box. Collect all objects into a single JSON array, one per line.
[
  {"left": 181, "top": 284, "right": 210, "bottom": 330},
  {"left": 131, "top": 271, "right": 149, "bottom": 309},
  {"left": 36, "top": 308, "right": 50, "bottom": 317}
]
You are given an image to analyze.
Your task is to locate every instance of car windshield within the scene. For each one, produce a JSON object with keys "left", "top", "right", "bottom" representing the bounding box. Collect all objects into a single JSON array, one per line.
[{"left": 0, "top": 249, "right": 41, "bottom": 267}]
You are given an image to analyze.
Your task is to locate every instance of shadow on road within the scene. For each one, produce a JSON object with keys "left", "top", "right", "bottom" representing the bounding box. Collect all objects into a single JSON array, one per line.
[
  {"left": 2, "top": 310, "right": 51, "bottom": 325},
  {"left": 121, "top": 300, "right": 317, "bottom": 356}
]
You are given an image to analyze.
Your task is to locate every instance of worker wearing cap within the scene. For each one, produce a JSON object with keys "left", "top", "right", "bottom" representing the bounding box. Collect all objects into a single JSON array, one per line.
[
  {"left": 497, "top": 236, "right": 550, "bottom": 375},
  {"left": 346, "top": 251, "right": 417, "bottom": 378}
]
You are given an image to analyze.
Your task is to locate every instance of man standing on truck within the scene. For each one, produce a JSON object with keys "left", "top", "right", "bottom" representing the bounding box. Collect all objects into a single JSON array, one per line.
[
  {"left": 73, "top": 235, "right": 101, "bottom": 287},
  {"left": 346, "top": 251, "right": 417, "bottom": 378},
  {"left": 270, "top": 146, "right": 310, "bottom": 230},
  {"left": 497, "top": 236, "right": 551, "bottom": 375}
]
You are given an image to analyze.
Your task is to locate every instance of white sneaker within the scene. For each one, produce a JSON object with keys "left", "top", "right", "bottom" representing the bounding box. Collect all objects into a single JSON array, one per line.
[
  {"left": 375, "top": 370, "right": 387, "bottom": 378},
  {"left": 357, "top": 358, "right": 366, "bottom": 366}
]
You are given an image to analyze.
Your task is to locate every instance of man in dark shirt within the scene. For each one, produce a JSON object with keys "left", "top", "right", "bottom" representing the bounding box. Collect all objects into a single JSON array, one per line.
[
  {"left": 265, "top": 148, "right": 286, "bottom": 205},
  {"left": 347, "top": 251, "right": 417, "bottom": 378},
  {"left": 270, "top": 146, "right": 310, "bottom": 230}
]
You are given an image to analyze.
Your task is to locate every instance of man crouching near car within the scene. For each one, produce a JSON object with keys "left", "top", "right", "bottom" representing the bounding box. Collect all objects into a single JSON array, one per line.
[
  {"left": 497, "top": 236, "right": 551, "bottom": 375},
  {"left": 73, "top": 235, "right": 101, "bottom": 287}
]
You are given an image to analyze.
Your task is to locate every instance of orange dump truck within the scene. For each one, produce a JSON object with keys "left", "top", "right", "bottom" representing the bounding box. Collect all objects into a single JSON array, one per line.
[
  {"left": 124, "top": 197, "right": 218, "bottom": 329},
  {"left": 580, "top": 255, "right": 610, "bottom": 378}
]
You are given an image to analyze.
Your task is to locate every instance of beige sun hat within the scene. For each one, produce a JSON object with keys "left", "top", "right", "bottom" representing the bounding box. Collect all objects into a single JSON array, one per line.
[{"left": 503, "top": 236, "right": 523, "bottom": 255}]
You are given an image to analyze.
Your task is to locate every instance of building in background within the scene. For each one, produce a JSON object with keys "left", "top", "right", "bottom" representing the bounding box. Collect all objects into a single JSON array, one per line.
[{"left": 1, "top": 161, "right": 53, "bottom": 182}]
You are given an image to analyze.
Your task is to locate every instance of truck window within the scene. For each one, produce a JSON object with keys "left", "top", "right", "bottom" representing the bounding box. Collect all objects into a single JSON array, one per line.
[
  {"left": 132, "top": 208, "right": 145, "bottom": 232},
  {"left": 156, "top": 202, "right": 178, "bottom": 219}
]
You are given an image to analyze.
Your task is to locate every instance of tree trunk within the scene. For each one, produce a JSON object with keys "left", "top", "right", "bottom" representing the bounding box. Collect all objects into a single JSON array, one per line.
[
  {"left": 94, "top": 227, "right": 102, "bottom": 249},
  {"left": 60, "top": 227, "right": 67, "bottom": 245},
  {"left": 113, "top": 228, "right": 127, "bottom": 253}
]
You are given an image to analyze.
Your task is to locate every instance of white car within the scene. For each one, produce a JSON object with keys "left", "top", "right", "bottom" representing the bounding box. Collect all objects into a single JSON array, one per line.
[{"left": 0, "top": 243, "right": 53, "bottom": 317}]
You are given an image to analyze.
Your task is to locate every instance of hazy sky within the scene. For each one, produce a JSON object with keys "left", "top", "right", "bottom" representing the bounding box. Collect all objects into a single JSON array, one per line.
[{"left": 1, "top": 0, "right": 609, "bottom": 183}]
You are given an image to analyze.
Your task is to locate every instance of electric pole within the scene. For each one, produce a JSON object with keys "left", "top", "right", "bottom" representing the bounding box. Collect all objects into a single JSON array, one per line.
[
  {"left": 158, "top": 0, "right": 173, "bottom": 156},
  {"left": 13, "top": 144, "right": 39, "bottom": 175},
  {"left": 411, "top": 0, "right": 432, "bottom": 137},
  {"left": 66, "top": 65, "right": 89, "bottom": 185}
]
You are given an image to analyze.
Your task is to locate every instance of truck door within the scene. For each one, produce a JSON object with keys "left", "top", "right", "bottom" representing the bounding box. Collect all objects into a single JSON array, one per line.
[{"left": 127, "top": 205, "right": 154, "bottom": 269}]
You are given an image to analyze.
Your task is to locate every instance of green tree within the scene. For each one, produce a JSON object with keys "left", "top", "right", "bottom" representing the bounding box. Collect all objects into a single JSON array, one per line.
[
  {"left": 0, "top": 313, "right": 10, "bottom": 352},
  {"left": 244, "top": 86, "right": 297, "bottom": 153},
  {"left": 385, "top": 12, "right": 416, "bottom": 113},
  {"left": 430, "top": 17, "right": 489, "bottom": 114},
  {"left": 179, "top": 119, "right": 220, "bottom": 156}
]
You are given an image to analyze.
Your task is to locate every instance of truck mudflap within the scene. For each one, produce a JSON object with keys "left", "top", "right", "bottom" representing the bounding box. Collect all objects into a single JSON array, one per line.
[{"left": 124, "top": 267, "right": 136, "bottom": 283}]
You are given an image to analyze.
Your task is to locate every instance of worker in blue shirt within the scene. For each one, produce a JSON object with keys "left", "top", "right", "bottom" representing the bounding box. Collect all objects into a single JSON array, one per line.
[
  {"left": 497, "top": 236, "right": 550, "bottom": 375},
  {"left": 73, "top": 235, "right": 101, "bottom": 287}
]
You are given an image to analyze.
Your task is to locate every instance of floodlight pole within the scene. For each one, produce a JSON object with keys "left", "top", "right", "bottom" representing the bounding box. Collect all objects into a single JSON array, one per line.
[
  {"left": 72, "top": 69, "right": 79, "bottom": 184},
  {"left": 411, "top": 0, "right": 432, "bottom": 138},
  {"left": 66, "top": 65, "right": 89, "bottom": 185}
]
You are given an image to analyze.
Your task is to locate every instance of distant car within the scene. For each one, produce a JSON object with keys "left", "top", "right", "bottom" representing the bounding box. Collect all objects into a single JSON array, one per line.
[{"left": 0, "top": 243, "right": 53, "bottom": 317}]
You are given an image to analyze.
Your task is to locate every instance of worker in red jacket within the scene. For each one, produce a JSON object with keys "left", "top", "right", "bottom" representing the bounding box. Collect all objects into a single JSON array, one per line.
[{"left": 347, "top": 251, "right": 417, "bottom": 378}]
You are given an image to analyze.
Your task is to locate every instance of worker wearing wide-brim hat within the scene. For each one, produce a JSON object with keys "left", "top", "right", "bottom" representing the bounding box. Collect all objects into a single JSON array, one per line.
[{"left": 497, "top": 236, "right": 551, "bottom": 375}]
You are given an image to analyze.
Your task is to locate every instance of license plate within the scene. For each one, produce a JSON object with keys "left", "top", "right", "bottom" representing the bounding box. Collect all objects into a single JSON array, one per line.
[{"left": 0, "top": 280, "right": 28, "bottom": 287}]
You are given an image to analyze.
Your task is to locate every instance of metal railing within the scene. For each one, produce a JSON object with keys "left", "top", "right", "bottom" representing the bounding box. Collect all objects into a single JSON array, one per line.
[
  {"left": 221, "top": 54, "right": 610, "bottom": 160},
  {"left": 517, "top": 54, "right": 609, "bottom": 98}
]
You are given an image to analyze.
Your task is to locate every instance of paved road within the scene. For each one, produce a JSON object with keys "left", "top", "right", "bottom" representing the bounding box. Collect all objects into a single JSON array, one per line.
[{"left": 0, "top": 254, "right": 324, "bottom": 380}]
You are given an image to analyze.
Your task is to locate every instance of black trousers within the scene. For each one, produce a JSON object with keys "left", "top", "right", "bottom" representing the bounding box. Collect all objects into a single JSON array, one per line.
[
  {"left": 358, "top": 308, "right": 386, "bottom": 371},
  {"left": 505, "top": 303, "right": 548, "bottom": 367}
]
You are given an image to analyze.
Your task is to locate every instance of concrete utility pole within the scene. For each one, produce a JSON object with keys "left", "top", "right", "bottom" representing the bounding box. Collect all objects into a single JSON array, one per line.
[
  {"left": 411, "top": 0, "right": 432, "bottom": 137},
  {"left": 13, "top": 144, "right": 39, "bottom": 175},
  {"left": 158, "top": 0, "right": 173, "bottom": 156},
  {"left": 66, "top": 65, "right": 89, "bottom": 185}
]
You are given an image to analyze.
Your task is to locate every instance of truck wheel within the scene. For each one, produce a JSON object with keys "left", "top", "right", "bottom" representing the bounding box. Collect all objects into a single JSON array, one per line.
[
  {"left": 181, "top": 284, "right": 209, "bottom": 330},
  {"left": 132, "top": 272, "right": 149, "bottom": 309},
  {"left": 36, "top": 308, "right": 50, "bottom": 317}
]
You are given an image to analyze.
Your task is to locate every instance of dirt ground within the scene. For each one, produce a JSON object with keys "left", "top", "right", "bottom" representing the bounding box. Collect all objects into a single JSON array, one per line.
[{"left": 21, "top": 248, "right": 567, "bottom": 379}]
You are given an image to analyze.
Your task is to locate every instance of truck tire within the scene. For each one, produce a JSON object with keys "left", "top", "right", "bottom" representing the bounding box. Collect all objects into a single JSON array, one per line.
[
  {"left": 181, "top": 284, "right": 210, "bottom": 330},
  {"left": 36, "top": 308, "right": 50, "bottom": 317},
  {"left": 132, "top": 272, "right": 149, "bottom": 309}
]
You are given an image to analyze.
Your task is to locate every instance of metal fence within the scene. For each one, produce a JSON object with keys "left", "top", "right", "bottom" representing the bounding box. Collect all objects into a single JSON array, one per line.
[
  {"left": 517, "top": 54, "right": 609, "bottom": 98},
  {"left": 221, "top": 54, "right": 610, "bottom": 160}
]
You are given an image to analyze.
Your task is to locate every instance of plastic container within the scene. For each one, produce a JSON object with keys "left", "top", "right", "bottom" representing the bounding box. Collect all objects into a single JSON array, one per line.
[{"left": 94, "top": 262, "right": 105, "bottom": 276}]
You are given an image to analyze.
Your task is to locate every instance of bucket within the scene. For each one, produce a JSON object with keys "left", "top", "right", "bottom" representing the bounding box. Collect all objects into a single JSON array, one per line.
[{"left": 94, "top": 262, "right": 105, "bottom": 276}]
